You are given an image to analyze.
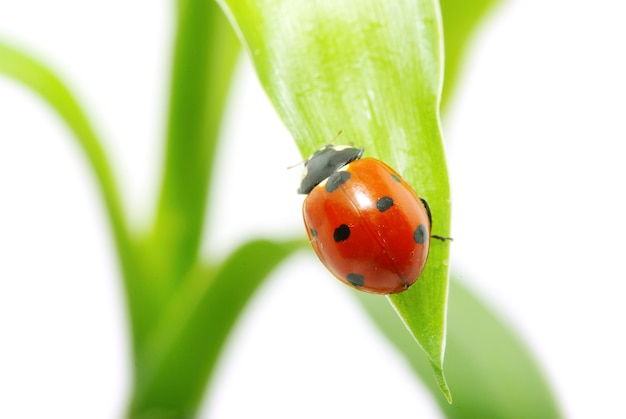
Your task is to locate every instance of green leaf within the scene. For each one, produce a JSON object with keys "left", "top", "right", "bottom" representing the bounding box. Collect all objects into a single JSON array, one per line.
[
  {"left": 218, "top": 0, "right": 452, "bottom": 398},
  {"left": 130, "top": 0, "right": 241, "bottom": 355},
  {"left": 358, "top": 277, "right": 563, "bottom": 418},
  {"left": 128, "top": 237, "right": 308, "bottom": 418},
  {"left": 0, "top": 39, "right": 130, "bottom": 262},
  {"left": 439, "top": 0, "right": 500, "bottom": 111},
  {"left": 148, "top": 0, "right": 240, "bottom": 292},
  {"left": 0, "top": 40, "right": 142, "bottom": 339}
]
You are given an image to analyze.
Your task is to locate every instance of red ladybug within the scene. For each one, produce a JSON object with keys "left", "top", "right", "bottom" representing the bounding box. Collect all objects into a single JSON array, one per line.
[{"left": 299, "top": 145, "right": 435, "bottom": 294}]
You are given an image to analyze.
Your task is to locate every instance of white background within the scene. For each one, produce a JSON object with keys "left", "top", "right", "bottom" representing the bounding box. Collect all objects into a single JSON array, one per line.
[{"left": 1, "top": 1, "right": 625, "bottom": 418}]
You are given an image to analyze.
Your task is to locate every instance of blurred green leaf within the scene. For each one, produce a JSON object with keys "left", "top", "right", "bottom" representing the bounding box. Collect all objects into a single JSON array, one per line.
[
  {"left": 439, "top": 0, "right": 500, "bottom": 111},
  {"left": 0, "top": 39, "right": 141, "bottom": 331},
  {"left": 358, "top": 277, "right": 562, "bottom": 418},
  {"left": 129, "top": 0, "right": 240, "bottom": 355},
  {"left": 217, "top": 0, "right": 452, "bottom": 398},
  {"left": 128, "top": 237, "right": 308, "bottom": 418},
  {"left": 0, "top": 39, "right": 130, "bottom": 261},
  {"left": 148, "top": 0, "right": 240, "bottom": 294}
]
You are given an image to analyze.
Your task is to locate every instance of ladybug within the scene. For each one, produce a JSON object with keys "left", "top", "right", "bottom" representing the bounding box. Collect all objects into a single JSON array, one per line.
[{"left": 298, "top": 145, "right": 437, "bottom": 294}]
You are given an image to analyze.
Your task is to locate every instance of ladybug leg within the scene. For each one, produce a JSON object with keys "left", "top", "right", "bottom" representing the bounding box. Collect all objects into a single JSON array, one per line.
[
  {"left": 420, "top": 198, "right": 433, "bottom": 228},
  {"left": 420, "top": 197, "right": 453, "bottom": 242}
]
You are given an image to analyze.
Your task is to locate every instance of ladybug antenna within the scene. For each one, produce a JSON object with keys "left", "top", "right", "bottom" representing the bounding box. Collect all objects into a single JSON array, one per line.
[
  {"left": 286, "top": 158, "right": 305, "bottom": 170},
  {"left": 289, "top": 130, "right": 345, "bottom": 170},
  {"left": 329, "top": 130, "right": 343, "bottom": 145}
]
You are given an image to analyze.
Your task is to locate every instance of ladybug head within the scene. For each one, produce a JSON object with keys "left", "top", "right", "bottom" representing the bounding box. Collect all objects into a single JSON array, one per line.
[{"left": 297, "top": 145, "right": 364, "bottom": 194}]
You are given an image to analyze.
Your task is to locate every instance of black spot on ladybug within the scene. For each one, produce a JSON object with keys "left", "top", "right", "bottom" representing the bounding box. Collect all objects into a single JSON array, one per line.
[
  {"left": 326, "top": 171, "right": 351, "bottom": 193},
  {"left": 414, "top": 224, "right": 427, "bottom": 244},
  {"left": 309, "top": 228, "right": 318, "bottom": 239},
  {"left": 346, "top": 273, "right": 365, "bottom": 287},
  {"left": 391, "top": 173, "right": 402, "bottom": 183},
  {"left": 376, "top": 196, "right": 394, "bottom": 212},
  {"left": 334, "top": 224, "right": 351, "bottom": 242}
]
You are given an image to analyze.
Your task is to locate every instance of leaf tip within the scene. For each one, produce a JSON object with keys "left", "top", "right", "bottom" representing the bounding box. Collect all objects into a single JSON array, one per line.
[{"left": 432, "top": 363, "right": 452, "bottom": 404}]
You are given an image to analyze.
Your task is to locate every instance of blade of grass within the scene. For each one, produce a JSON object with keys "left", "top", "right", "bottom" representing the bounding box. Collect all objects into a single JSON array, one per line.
[
  {"left": 128, "top": 238, "right": 308, "bottom": 418},
  {"left": 439, "top": 0, "right": 500, "bottom": 111},
  {"left": 358, "top": 277, "right": 562, "bottom": 418},
  {"left": 0, "top": 40, "right": 144, "bottom": 345},
  {"left": 0, "top": 40, "right": 130, "bottom": 266},
  {"left": 218, "top": 0, "right": 452, "bottom": 398},
  {"left": 148, "top": 0, "right": 240, "bottom": 297}
]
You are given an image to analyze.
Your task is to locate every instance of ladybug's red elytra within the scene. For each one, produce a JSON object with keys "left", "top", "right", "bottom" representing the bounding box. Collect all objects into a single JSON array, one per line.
[{"left": 299, "top": 145, "right": 437, "bottom": 294}]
